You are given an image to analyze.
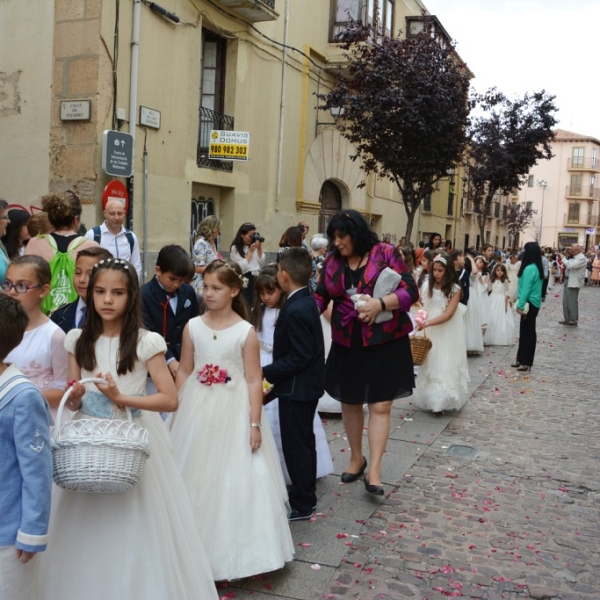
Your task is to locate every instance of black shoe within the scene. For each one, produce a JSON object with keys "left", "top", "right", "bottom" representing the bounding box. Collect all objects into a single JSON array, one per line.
[
  {"left": 364, "top": 475, "right": 384, "bottom": 496},
  {"left": 341, "top": 457, "right": 367, "bottom": 484},
  {"left": 516, "top": 365, "right": 531, "bottom": 372},
  {"left": 569, "top": 321, "right": 578, "bottom": 326},
  {"left": 510, "top": 361, "right": 521, "bottom": 368},
  {"left": 288, "top": 509, "right": 313, "bottom": 522},
  {"left": 559, "top": 320, "right": 570, "bottom": 325}
]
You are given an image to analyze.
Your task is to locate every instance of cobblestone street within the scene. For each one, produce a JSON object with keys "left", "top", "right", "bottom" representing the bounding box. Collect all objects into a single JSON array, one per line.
[{"left": 222, "top": 286, "right": 600, "bottom": 600}]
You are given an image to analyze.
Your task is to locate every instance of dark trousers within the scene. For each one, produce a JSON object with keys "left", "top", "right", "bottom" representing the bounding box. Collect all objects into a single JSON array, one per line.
[
  {"left": 278, "top": 398, "right": 318, "bottom": 513},
  {"left": 542, "top": 277, "right": 549, "bottom": 299},
  {"left": 516, "top": 304, "right": 540, "bottom": 367}
]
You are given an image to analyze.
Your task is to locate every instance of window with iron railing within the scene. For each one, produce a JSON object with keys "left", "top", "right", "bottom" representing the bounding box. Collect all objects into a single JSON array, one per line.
[
  {"left": 569, "top": 174, "right": 582, "bottom": 196},
  {"left": 572, "top": 147, "right": 584, "bottom": 168},
  {"left": 567, "top": 202, "right": 580, "bottom": 224},
  {"left": 198, "top": 30, "right": 234, "bottom": 172}
]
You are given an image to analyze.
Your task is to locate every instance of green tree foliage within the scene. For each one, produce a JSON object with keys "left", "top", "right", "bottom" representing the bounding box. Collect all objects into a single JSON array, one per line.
[
  {"left": 318, "top": 20, "right": 471, "bottom": 241},
  {"left": 467, "top": 89, "right": 558, "bottom": 247}
]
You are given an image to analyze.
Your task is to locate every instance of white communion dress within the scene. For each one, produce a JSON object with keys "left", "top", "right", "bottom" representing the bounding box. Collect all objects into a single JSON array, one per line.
[
  {"left": 484, "top": 280, "right": 515, "bottom": 346},
  {"left": 170, "top": 317, "right": 294, "bottom": 581},
  {"left": 464, "top": 274, "right": 484, "bottom": 355},
  {"left": 259, "top": 306, "right": 334, "bottom": 484},
  {"left": 37, "top": 330, "right": 218, "bottom": 600},
  {"left": 414, "top": 284, "right": 470, "bottom": 413}
]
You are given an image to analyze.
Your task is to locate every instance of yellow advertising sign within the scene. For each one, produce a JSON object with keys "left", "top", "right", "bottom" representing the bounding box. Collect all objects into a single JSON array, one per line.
[{"left": 209, "top": 130, "right": 250, "bottom": 161}]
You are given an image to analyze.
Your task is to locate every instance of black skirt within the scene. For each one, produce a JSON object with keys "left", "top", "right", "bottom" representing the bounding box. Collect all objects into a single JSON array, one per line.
[{"left": 325, "top": 323, "right": 414, "bottom": 405}]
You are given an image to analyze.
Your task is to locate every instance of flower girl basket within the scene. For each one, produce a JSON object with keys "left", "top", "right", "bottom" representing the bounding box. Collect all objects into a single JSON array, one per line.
[
  {"left": 410, "top": 330, "right": 432, "bottom": 366},
  {"left": 51, "top": 378, "right": 151, "bottom": 493}
]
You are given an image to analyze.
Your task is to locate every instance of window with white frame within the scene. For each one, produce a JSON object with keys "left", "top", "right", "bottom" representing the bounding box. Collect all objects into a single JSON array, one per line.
[
  {"left": 572, "top": 147, "right": 584, "bottom": 167},
  {"left": 527, "top": 175, "right": 534, "bottom": 187},
  {"left": 330, "top": 0, "right": 394, "bottom": 40}
]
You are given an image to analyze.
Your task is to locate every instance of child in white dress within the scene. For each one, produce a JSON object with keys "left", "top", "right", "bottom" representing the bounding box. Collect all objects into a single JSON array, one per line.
[
  {"left": 37, "top": 258, "right": 218, "bottom": 600},
  {"left": 3, "top": 256, "right": 67, "bottom": 417},
  {"left": 170, "top": 260, "right": 294, "bottom": 581},
  {"left": 252, "top": 267, "right": 334, "bottom": 484},
  {"left": 414, "top": 254, "right": 470, "bottom": 413},
  {"left": 484, "top": 263, "right": 515, "bottom": 346},
  {"left": 474, "top": 256, "right": 490, "bottom": 330},
  {"left": 464, "top": 254, "right": 484, "bottom": 355}
]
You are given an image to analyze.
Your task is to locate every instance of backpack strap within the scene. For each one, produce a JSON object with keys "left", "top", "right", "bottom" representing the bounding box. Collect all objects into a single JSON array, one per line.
[
  {"left": 92, "top": 226, "right": 102, "bottom": 245},
  {"left": 124, "top": 229, "right": 135, "bottom": 253},
  {"left": 67, "top": 236, "right": 87, "bottom": 253}
]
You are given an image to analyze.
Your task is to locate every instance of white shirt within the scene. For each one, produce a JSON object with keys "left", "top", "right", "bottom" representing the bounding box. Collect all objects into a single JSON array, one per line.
[{"left": 84, "top": 222, "right": 142, "bottom": 278}]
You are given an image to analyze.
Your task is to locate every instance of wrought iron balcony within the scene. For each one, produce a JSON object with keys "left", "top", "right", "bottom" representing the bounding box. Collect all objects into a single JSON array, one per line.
[
  {"left": 197, "top": 107, "right": 234, "bottom": 172},
  {"left": 567, "top": 157, "right": 600, "bottom": 171},
  {"left": 217, "top": 0, "right": 278, "bottom": 22},
  {"left": 562, "top": 211, "right": 598, "bottom": 226},
  {"left": 565, "top": 185, "right": 600, "bottom": 199}
]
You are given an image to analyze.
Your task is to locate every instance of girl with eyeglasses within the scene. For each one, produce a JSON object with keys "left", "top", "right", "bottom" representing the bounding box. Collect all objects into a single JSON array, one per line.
[
  {"left": 3, "top": 256, "right": 68, "bottom": 417},
  {"left": 230, "top": 222, "right": 266, "bottom": 303}
]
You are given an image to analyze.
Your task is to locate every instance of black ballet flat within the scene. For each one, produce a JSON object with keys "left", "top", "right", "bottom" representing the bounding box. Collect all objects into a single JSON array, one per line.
[
  {"left": 364, "top": 475, "right": 384, "bottom": 496},
  {"left": 341, "top": 457, "right": 367, "bottom": 484},
  {"left": 510, "top": 361, "right": 521, "bottom": 368}
]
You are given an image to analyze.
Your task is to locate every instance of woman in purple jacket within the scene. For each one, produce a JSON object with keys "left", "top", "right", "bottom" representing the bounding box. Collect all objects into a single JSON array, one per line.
[{"left": 314, "top": 211, "right": 418, "bottom": 495}]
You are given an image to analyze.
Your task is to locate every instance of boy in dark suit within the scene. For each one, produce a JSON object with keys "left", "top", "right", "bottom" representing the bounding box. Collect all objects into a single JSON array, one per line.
[
  {"left": 141, "top": 245, "right": 200, "bottom": 380},
  {"left": 262, "top": 247, "right": 325, "bottom": 521},
  {"left": 51, "top": 247, "right": 113, "bottom": 333}
]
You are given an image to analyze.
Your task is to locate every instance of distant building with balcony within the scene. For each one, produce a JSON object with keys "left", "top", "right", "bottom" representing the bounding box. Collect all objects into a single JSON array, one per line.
[{"left": 518, "top": 129, "right": 600, "bottom": 250}]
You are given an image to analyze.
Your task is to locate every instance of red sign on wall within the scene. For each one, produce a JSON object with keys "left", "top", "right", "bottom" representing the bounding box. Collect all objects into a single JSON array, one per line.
[{"left": 102, "top": 180, "right": 129, "bottom": 211}]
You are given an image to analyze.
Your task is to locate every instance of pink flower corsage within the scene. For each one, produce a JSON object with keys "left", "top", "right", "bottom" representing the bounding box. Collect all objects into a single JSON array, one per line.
[
  {"left": 415, "top": 309, "right": 428, "bottom": 327},
  {"left": 197, "top": 364, "right": 231, "bottom": 386}
]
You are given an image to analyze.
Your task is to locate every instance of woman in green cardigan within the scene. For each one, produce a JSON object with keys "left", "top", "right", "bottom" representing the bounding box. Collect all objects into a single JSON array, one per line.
[{"left": 512, "top": 242, "right": 544, "bottom": 372}]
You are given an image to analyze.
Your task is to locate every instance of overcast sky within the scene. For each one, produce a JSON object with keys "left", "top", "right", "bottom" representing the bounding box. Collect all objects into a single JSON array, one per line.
[{"left": 423, "top": 0, "right": 600, "bottom": 140}]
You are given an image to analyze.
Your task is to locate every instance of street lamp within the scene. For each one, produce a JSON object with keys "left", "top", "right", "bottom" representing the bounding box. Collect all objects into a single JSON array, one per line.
[{"left": 538, "top": 180, "right": 547, "bottom": 243}]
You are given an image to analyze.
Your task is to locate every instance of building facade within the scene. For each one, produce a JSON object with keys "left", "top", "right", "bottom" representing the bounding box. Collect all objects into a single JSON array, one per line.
[
  {"left": 519, "top": 129, "right": 600, "bottom": 250},
  {"left": 1, "top": 0, "right": 473, "bottom": 274}
]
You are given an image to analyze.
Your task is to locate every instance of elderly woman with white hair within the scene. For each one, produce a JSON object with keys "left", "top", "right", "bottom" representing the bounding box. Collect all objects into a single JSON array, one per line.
[{"left": 309, "top": 234, "right": 329, "bottom": 293}]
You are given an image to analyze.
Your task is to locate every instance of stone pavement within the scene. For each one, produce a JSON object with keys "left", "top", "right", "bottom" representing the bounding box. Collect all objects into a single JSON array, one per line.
[{"left": 220, "top": 286, "right": 600, "bottom": 600}]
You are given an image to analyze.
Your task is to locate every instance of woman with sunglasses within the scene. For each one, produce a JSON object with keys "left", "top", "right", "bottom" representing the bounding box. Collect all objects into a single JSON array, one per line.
[
  {"left": 313, "top": 210, "right": 418, "bottom": 496},
  {"left": 230, "top": 222, "right": 266, "bottom": 303}
]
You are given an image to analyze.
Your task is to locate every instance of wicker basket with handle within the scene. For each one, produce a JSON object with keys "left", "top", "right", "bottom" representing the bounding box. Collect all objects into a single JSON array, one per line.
[
  {"left": 51, "top": 378, "right": 150, "bottom": 493},
  {"left": 410, "top": 330, "right": 432, "bottom": 366}
]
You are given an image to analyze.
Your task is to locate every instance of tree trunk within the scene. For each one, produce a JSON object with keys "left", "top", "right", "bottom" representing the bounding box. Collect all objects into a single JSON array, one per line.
[
  {"left": 403, "top": 202, "right": 418, "bottom": 244},
  {"left": 478, "top": 213, "right": 486, "bottom": 251}
]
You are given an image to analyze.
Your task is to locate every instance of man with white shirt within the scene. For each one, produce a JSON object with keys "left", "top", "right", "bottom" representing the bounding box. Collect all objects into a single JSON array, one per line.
[
  {"left": 85, "top": 200, "right": 142, "bottom": 278},
  {"left": 50, "top": 247, "right": 113, "bottom": 333},
  {"left": 559, "top": 244, "right": 587, "bottom": 326}
]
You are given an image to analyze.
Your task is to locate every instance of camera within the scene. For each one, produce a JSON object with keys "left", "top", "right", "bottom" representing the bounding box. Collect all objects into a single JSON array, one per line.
[{"left": 252, "top": 233, "right": 265, "bottom": 243}]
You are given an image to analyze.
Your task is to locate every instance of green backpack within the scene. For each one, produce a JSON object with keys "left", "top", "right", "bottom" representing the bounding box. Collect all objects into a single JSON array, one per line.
[{"left": 41, "top": 235, "right": 87, "bottom": 315}]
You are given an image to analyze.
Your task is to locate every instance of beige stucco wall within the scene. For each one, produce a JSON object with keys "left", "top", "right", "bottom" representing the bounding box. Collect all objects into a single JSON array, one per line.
[{"left": 0, "top": 0, "right": 54, "bottom": 209}]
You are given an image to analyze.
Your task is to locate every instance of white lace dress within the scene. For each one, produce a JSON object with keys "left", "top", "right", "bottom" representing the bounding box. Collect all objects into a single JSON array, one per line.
[
  {"left": 259, "top": 307, "right": 334, "bottom": 483},
  {"left": 170, "top": 317, "right": 294, "bottom": 581},
  {"left": 414, "top": 284, "right": 470, "bottom": 412},
  {"left": 484, "top": 280, "right": 515, "bottom": 346},
  {"left": 465, "top": 274, "right": 484, "bottom": 354},
  {"left": 506, "top": 261, "right": 521, "bottom": 303},
  {"left": 37, "top": 330, "right": 218, "bottom": 600}
]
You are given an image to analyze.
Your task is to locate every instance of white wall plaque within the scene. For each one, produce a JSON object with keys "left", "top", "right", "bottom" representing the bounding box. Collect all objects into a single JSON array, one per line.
[
  {"left": 140, "top": 106, "right": 161, "bottom": 129},
  {"left": 60, "top": 100, "right": 91, "bottom": 121}
]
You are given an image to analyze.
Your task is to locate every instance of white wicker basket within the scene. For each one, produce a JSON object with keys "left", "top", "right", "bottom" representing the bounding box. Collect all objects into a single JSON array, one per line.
[{"left": 51, "top": 378, "right": 150, "bottom": 493}]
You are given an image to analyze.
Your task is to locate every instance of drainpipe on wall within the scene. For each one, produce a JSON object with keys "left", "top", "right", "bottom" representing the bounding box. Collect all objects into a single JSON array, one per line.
[
  {"left": 275, "top": 0, "right": 290, "bottom": 213},
  {"left": 127, "top": 0, "right": 141, "bottom": 231}
]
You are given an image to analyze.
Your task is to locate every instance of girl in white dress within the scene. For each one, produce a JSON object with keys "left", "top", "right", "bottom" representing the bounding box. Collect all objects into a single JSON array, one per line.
[
  {"left": 3, "top": 256, "right": 67, "bottom": 417},
  {"left": 484, "top": 263, "right": 515, "bottom": 346},
  {"left": 464, "top": 254, "right": 484, "bottom": 355},
  {"left": 474, "top": 256, "right": 490, "bottom": 330},
  {"left": 252, "top": 267, "right": 334, "bottom": 483},
  {"left": 170, "top": 260, "right": 294, "bottom": 581},
  {"left": 37, "top": 258, "right": 218, "bottom": 600},
  {"left": 413, "top": 254, "right": 469, "bottom": 413},
  {"left": 506, "top": 255, "right": 521, "bottom": 304}
]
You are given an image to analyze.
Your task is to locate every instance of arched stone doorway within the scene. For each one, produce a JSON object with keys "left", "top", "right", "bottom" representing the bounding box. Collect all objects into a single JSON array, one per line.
[{"left": 318, "top": 180, "right": 342, "bottom": 233}]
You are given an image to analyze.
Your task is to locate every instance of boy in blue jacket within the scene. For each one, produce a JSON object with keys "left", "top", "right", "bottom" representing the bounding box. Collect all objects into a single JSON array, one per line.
[{"left": 0, "top": 293, "right": 53, "bottom": 596}]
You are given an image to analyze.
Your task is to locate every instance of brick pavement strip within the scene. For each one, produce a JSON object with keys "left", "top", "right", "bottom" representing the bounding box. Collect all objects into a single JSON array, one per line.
[{"left": 219, "top": 288, "right": 600, "bottom": 600}]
